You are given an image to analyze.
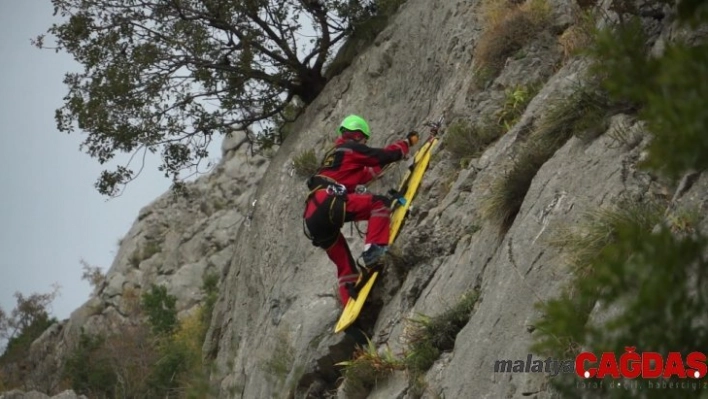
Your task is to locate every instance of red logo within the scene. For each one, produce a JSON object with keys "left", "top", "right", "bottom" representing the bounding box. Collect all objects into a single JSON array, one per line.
[{"left": 575, "top": 347, "right": 707, "bottom": 379}]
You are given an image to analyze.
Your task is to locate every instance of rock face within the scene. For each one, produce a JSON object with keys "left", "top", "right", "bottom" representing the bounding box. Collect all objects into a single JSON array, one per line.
[
  {"left": 0, "top": 390, "right": 86, "bottom": 399},
  {"left": 4, "top": 0, "right": 703, "bottom": 398},
  {"left": 6, "top": 130, "right": 270, "bottom": 394}
]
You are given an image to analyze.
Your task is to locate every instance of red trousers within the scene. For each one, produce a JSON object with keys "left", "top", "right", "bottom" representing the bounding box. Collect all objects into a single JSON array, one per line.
[{"left": 304, "top": 190, "right": 391, "bottom": 305}]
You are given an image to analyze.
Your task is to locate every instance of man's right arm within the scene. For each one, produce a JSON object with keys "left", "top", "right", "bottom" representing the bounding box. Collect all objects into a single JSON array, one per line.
[{"left": 347, "top": 140, "right": 410, "bottom": 167}]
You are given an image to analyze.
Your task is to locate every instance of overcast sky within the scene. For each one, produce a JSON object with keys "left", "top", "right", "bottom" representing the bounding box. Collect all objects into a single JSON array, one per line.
[{"left": 0, "top": 2, "right": 217, "bottom": 321}]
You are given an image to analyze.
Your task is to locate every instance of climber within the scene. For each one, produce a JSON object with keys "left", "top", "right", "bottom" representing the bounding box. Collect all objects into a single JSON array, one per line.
[{"left": 303, "top": 114, "right": 419, "bottom": 306}]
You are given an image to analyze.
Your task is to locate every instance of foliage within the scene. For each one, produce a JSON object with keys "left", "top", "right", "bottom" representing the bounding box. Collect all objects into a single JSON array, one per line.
[
  {"left": 200, "top": 272, "right": 219, "bottom": 334},
  {"left": 147, "top": 328, "right": 193, "bottom": 397},
  {"left": 533, "top": 200, "right": 664, "bottom": 359},
  {"left": 0, "top": 313, "right": 58, "bottom": 390},
  {"left": 482, "top": 138, "right": 548, "bottom": 233},
  {"left": 535, "top": 82, "right": 616, "bottom": 144},
  {"left": 141, "top": 284, "right": 178, "bottom": 336},
  {"left": 533, "top": 6, "right": 708, "bottom": 397},
  {"left": 587, "top": 14, "right": 708, "bottom": 179},
  {"left": 547, "top": 199, "right": 664, "bottom": 280},
  {"left": 174, "top": 311, "right": 214, "bottom": 399},
  {"left": 64, "top": 332, "right": 118, "bottom": 399},
  {"left": 65, "top": 281, "right": 216, "bottom": 398},
  {"left": 444, "top": 83, "right": 540, "bottom": 168},
  {"left": 482, "top": 80, "right": 615, "bottom": 233},
  {"left": 38, "top": 0, "right": 400, "bottom": 196},
  {"left": 292, "top": 148, "right": 320, "bottom": 178},
  {"left": 1, "top": 315, "right": 56, "bottom": 364},
  {"left": 534, "top": 211, "right": 708, "bottom": 398}
]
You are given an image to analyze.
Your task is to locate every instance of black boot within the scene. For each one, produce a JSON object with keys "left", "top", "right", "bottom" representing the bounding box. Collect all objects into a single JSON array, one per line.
[{"left": 343, "top": 324, "right": 369, "bottom": 348}]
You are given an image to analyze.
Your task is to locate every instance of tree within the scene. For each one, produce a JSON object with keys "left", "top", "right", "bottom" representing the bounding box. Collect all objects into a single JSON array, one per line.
[
  {"left": 0, "top": 287, "right": 59, "bottom": 359},
  {"left": 37, "top": 0, "right": 381, "bottom": 196},
  {"left": 141, "top": 285, "right": 178, "bottom": 336},
  {"left": 80, "top": 258, "right": 106, "bottom": 294}
]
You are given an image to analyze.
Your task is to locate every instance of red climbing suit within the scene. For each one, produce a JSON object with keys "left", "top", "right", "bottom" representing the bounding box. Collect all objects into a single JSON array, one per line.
[{"left": 303, "top": 135, "right": 410, "bottom": 305}]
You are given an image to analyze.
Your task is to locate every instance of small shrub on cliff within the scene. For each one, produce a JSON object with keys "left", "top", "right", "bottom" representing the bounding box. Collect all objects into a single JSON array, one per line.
[
  {"left": 335, "top": 291, "right": 479, "bottom": 397},
  {"left": 535, "top": 82, "right": 616, "bottom": 144},
  {"left": 148, "top": 311, "right": 207, "bottom": 397},
  {"left": 496, "top": 83, "right": 540, "bottom": 131},
  {"left": 481, "top": 138, "right": 549, "bottom": 233},
  {"left": 404, "top": 290, "right": 480, "bottom": 373},
  {"left": 292, "top": 148, "right": 320, "bottom": 178},
  {"left": 588, "top": 15, "right": 708, "bottom": 179},
  {"left": 337, "top": 338, "right": 404, "bottom": 397},
  {"left": 0, "top": 313, "right": 57, "bottom": 390},
  {"left": 445, "top": 82, "right": 540, "bottom": 168},
  {"left": 261, "top": 330, "right": 296, "bottom": 391},
  {"left": 100, "top": 324, "right": 161, "bottom": 398},
  {"left": 80, "top": 259, "right": 106, "bottom": 293}
]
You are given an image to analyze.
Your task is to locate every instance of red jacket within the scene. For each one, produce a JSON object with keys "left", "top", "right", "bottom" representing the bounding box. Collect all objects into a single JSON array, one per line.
[{"left": 316, "top": 137, "right": 410, "bottom": 192}]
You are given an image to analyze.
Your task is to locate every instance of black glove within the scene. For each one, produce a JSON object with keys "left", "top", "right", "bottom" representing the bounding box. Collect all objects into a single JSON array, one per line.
[{"left": 406, "top": 131, "right": 419, "bottom": 147}]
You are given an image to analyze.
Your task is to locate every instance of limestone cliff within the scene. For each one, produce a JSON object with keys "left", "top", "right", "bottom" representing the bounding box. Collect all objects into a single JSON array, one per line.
[{"left": 4, "top": 0, "right": 706, "bottom": 398}]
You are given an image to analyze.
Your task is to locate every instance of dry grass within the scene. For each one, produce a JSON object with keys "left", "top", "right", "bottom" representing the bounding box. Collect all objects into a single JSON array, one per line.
[
  {"left": 559, "top": 9, "right": 597, "bottom": 62},
  {"left": 481, "top": 83, "right": 613, "bottom": 233},
  {"left": 473, "top": 0, "right": 551, "bottom": 86},
  {"left": 559, "top": 24, "right": 592, "bottom": 61},
  {"left": 547, "top": 199, "right": 664, "bottom": 280},
  {"left": 480, "top": 139, "right": 551, "bottom": 233},
  {"left": 478, "top": 0, "right": 512, "bottom": 26},
  {"left": 444, "top": 119, "right": 502, "bottom": 167}
]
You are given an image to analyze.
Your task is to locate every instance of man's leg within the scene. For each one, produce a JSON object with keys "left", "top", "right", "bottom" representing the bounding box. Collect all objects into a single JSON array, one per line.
[
  {"left": 345, "top": 193, "right": 391, "bottom": 246},
  {"left": 325, "top": 232, "right": 359, "bottom": 305}
]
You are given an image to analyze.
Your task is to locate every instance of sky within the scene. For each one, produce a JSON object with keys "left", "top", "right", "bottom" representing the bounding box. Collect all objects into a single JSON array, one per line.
[
  {"left": 0, "top": 2, "right": 221, "bottom": 322},
  {"left": 0, "top": 0, "right": 335, "bottom": 329}
]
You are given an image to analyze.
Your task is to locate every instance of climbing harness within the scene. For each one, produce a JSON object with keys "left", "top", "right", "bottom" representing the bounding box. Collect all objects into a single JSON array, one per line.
[{"left": 302, "top": 175, "right": 348, "bottom": 248}]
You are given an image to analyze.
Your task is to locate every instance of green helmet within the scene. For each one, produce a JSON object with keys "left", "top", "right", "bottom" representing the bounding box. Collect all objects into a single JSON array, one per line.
[{"left": 338, "top": 114, "right": 371, "bottom": 138}]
